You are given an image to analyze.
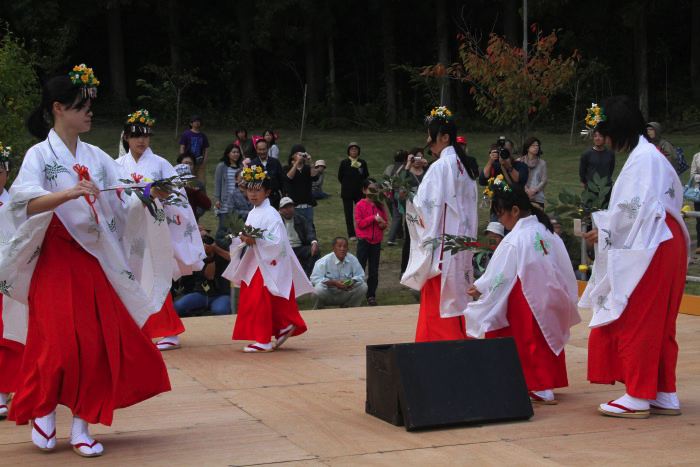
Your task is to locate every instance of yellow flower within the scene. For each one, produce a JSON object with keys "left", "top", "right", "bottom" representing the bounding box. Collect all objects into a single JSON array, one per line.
[
  {"left": 495, "top": 174, "right": 504, "bottom": 181},
  {"left": 139, "top": 117, "right": 145, "bottom": 123},
  {"left": 81, "top": 74, "right": 89, "bottom": 83}
]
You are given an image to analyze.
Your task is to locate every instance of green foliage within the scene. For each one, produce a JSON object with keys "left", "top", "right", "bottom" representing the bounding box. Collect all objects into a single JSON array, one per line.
[
  {"left": 0, "top": 28, "right": 39, "bottom": 181},
  {"left": 547, "top": 173, "right": 611, "bottom": 229}
]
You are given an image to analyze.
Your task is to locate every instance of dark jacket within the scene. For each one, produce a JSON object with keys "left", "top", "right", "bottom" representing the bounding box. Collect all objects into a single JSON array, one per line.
[
  {"left": 338, "top": 158, "right": 370, "bottom": 200},
  {"left": 478, "top": 160, "right": 529, "bottom": 188},
  {"left": 292, "top": 214, "right": 317, "bottom": 245},
  {"left": 250, "top": 156, "right": 285, "bottom": 194},
  {"left": 283, "top": 164, "right": 319, "bottom": 205}
]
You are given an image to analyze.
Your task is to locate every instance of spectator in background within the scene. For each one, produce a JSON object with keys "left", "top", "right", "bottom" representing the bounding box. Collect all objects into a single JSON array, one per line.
[
  {"left": 312, "top": 160, "right": 330, "bottom": 200},
  {"left": 579, "top": 129, "right": 615, "bottom": 208},
  {"left": 175, "top": 227, "right": 232, "bottom": 317},
  {"left": 384, "top": 149, "right": 408, "bottom": 246},
  {"left": 264, "top": 129, "right": 280, "bottom": 159},
  {"left": 234, "top": 127, "right": 255, "bottom": 158},
  {"left": 214, "top": 143, "right": 244, "bottom": 231},
  {"left": 646, "top": 122, "right": 678, "bottom": 172},
  {"left": 179, "top": 115, "right": 210, "bottom": 182},
  {"left": 519, "top": 137, "right": 547, "bottom": 209},
  {"left": 354, "top": 178, "right": 388, "bottom": 306},
  {"left": 310, "top": 237, "right": 368, "bottom": 309},
  {"left": 250, "top": 138, "right": 285, "bottom": 208},
  {"left": 400, "top": 147, "right": 427, "bottom": 274},
  {"left": 279, "top": 197, "right": 320, "bottom": 276},
  {"left": 283, "top": 144, "right": 319, "bottom": 223},
  {"left": 689, "top": 150, "right": 700, "bottom": 253},
  {"left": 479, "top": 139, "right": 528, "bottom": 189},
  {"left": 175, "top": 155, "right": 212, "bottom": 220},
  {"left": 473, "top": 222, "right": 504, "bottom": 279},
  {"left": 338, "top": 142, "right": 369, "bottom": 240}
]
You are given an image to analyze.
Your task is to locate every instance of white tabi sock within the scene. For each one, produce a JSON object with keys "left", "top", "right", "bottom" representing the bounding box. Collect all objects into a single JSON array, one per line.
[
  {"left": 71, "top": 416, "right": 104, "bottom": 455},
  {"left": 608, "top": 393, "right": 650, "bottom": 411},
  {"left": 32, "top": 410, "right": 57, "bottom": 450},
  {"left": 0, "top": 392, "right": 8, "bottom": 406},
  {"left": 651, "top": 392, "right": 680, "bottom": 409},
  {"left": 532, "top": 389, "right": 555, "bottom": 401}
]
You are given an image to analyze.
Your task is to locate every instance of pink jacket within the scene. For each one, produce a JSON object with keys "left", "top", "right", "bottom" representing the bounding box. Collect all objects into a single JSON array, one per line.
[{"left": 354, "top": 198, "right": 388, "bottom": 244}]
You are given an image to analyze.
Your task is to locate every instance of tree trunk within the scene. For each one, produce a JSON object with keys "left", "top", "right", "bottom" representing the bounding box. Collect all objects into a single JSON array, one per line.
[
  {"left": 382, "top": 0, "right": 397, "bottom": 125},
  {"left": 691, "top": 0, "right": 700, "bottom": 101},
  {"left": 304, "top": 17, "right": 324, "bottom": 104},
  {"left": 633, "top": 5, "right": 649, "bottom": 120},
  {"left": 106, "top": 5, "right": 128, "bottom": 106},
  {"left": 436, "top": 0, "right": 451, "bottom": 107},
  {"left": 503, "top": 0, "right": 518, "bottom": 45},
  {"left": 327, "top": 35, "right": 337, "bottom": 118},
  {"left": 237, "top": 0, "right": 257, "bottom": 104},
  {"left": 168, "top": 0, "right": 180, "bottom": 70}
]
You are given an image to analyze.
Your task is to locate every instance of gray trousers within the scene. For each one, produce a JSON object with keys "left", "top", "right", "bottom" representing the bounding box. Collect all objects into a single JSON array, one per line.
[{"left": 312, "top": 282, "right": 368, "bottom": 309}]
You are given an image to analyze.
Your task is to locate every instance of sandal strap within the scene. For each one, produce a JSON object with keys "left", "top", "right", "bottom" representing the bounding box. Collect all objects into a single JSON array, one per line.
[
  {"left": 606, "top": 400, "right": 642, "bottom": 413},
  {"left": 73, "top": 440, "right": 99, "bottom": 449},
  {"left": 0, "top": 405, "right": 7, "bottom": 410},
  {"left": 32, "top": 423, "right": 56, "bottom": 441},
  {"left": 157, "top": 341, "right": 179, "bottom": 346},
  {"left": 276, "top": 326, "right": 295, "bottom": 339},
  {"left": 246, "top": 344, "right": 269, "bottom": 352}
]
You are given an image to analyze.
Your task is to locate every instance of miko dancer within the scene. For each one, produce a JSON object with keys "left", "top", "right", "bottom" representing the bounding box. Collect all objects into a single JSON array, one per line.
[
  {"left": 401, "top": 107, "right": 480, "bottom": 342},
  {"left": 0, "top": 65, "right": 172, "bottom": 457},
  {"left": 0, "top": 144, "right": 25, "bottom": 420},
  {"left": 116, "top": 109, "right": 206, "bottom": 351},
  {"left": 465, "top": 178, "right": 580, "bottom": 404},
  {"left": 223, "top": 166, "right": 313, "bottom": 352},
  {"left": 580, "top": 97, "right": 689, "bottom": 418}
]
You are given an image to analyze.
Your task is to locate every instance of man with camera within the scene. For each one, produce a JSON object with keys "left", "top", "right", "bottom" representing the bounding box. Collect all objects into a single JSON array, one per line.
[
  {"left": 250, "top": 138, "right": 285, "bottom": 208},
  {"left": 284, "top": 144, "right": 320, "bottom": 223},
  {"left": 279, "top": 196, "right": 321, "bottom": 276},
  {"left": 479, "top": 136, "right": 529, "bottom": 189},
  {"left": 174, "top": 226, "right": 233, "bottom": 317}
]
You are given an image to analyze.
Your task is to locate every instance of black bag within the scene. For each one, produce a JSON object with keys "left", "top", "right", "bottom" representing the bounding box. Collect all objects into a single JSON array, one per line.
[{"left": 676, "top": 146, "right": 689, "bottom": 175}]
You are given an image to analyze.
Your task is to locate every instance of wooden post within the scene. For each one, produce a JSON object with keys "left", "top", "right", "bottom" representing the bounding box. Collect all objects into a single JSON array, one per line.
[
  {"left": 569, "top": 79, "right": 579, "bottom": 145},
  {"left": 299, "top": 83, "right": 308, "bottom": 142}
]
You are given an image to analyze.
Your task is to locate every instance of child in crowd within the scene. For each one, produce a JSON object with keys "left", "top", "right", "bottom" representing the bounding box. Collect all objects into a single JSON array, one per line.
[
  {"left": 466, "top": 178, "right": 580, "bottom": 404},
  {"left": 223, "top": 166, "right": 313, "bottom": 352},
  {"left": 354, "top": 178, "right": 388, "bottom": 306}
]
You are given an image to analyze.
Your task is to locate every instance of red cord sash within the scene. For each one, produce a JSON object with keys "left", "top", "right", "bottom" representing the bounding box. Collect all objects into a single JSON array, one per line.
[{"left": 73, "top": 164, "right": 99, "bottom": 224}]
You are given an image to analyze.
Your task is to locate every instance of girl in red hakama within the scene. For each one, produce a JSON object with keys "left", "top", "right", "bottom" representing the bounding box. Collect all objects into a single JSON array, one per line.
[
  {"left": 401, "top": 107, "right": 480, "bottom": 342},
  {"left": 223, "top": 166, "right": 313, "bottom": 352},
  {"left": 1, "top": 67, "right": 172, "bottom": 457},
  {"left": 580, "top": 97, "right": 689, "bottom": 419},
  {"left": 0, "top": 297, "right": 24, "bottom": 420},
  {"left": 466, "top": 180, "right": 580, "bottom": 405}
]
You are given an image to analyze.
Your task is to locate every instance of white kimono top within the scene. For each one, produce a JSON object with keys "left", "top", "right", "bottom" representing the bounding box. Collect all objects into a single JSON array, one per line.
[
  {"left": 116, "top": 148, "right": 205, "bottom": 278},
  {"left": 0, "top": 189, "right": 9, "bottom": 207},
  {"left": 0, "top": 130, "right": 174, "bottom": 343},
  {"left": 465, "top": 215, "right": 580, "bottom": 355},
  {"left": 400, "top": 145, "right": 478, "bottom": 317},
  {"left": 222, "top": 198, "right": 313, "bottom": 299},
  {"left": 579, "top": 136, "right": 690, "bottom": 328}
]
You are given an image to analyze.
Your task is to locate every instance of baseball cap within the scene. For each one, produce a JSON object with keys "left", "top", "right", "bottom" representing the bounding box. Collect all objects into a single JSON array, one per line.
[
  {"left": 484, "top": 221, "right": 505, "bottom": 237},
  {"left": 279, "top": 197, "right": 295, "bottom": 208},
  {"left": 456, "top": 135, "right": 467, "bottom": 144},
  {"left": 314, "top": 159, "right": 327, "bottom": 168},
  {"left": 174, "top": 163, "right": 192, "bottom": 177}
]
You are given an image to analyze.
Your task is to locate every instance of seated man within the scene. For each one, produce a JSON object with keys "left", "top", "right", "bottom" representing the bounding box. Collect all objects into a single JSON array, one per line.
[
  {"left": 279, "top": 196, "right": 320, "bottom": 276},
  {"left": 310, "top": 236, "right": 368, "bottom": 308},
  {"left": 174, "top": 227, "right": 232, "bottom": 316},
  {"left": 473, "top": 222, "right": 504, "bottom": 279}
]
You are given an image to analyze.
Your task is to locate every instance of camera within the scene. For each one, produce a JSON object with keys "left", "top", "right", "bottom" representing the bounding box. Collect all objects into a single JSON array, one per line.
[
  {"left": 496, "top": 136, "right": 510, "bottom": 159},
  {"left": 202, "top": 235, "right": 215, "bottom": 245},
  {"left": 301, "top": 152, "right": 310, "bottom": 159}
]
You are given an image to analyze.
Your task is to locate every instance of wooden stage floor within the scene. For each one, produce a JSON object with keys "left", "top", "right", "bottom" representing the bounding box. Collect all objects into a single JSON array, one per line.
[{"left": 0, "top": 305, "right": 698, "bottom": 466}]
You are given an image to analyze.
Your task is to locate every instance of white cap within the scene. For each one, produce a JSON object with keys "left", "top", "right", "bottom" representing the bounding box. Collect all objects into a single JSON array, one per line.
[
  {"left": 279, "top": 196, "right": 295, "bottom": 208},
  {"left": 485, "top": 221, "right": 505, "bottom": 237},
  {"left": 314, "top": 159, "right": 327, "bottom": 167}
]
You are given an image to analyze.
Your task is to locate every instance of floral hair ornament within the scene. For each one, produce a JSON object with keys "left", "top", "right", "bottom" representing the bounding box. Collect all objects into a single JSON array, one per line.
[
  {"left": 425, "top": 105, "right": 454, "bottom": 124},
  {"left": 68, "top": 64, "right": 100, "bottom": 99},
  {"left": 581, "top": 103, "right": 607, "bottom": 137},
  {"left": 0, "top": 142, "right": 11, "bottom": 172},
  {"left": 126, "top": 109, "right": 156, "bottom": 134},
  {"left": 483, "top": 174, "right": 512, "bottom": 199},
  {"left": 241, "top": 165, "right": 270, "bottom": 188}
]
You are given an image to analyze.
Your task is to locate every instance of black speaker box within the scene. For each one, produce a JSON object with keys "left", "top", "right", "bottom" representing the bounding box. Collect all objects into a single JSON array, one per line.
[{"left": 365, "top": 338, "right": 533, "bottom": 431}]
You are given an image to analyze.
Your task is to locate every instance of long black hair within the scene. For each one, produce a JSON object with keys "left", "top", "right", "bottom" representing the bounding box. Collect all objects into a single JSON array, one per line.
[
  {"left": 27, "top": 75, "right": 91, "bottom": 139},
  {"left": 595, "top": 95, "right": 645, "bottom": 152},
  {"left": 490, "top": 182, "right": 553, "bottom": 232},
  {"left": 427, "top": 118, "right": 479, "bottom": 180},
  {"left": 221, "top": 143, "right": 243, "bottom": 167}
]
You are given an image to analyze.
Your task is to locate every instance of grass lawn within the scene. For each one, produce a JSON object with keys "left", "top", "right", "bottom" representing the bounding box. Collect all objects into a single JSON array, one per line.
[{"left": 82, "top": 122, "right": 700, "bottom": 306}]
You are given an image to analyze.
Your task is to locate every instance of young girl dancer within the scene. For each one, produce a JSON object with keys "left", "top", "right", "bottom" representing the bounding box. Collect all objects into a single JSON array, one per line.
[
  {"left": 465, "top": 179, "right": 580, "bottom": 404},
  {"left": 116, "top": 109, "right": 206, "bottom": 351},
  {"left": 580, "top": 97, "right": 689, "bottom": 418},
  {"left": 401, "top": 107, "right": 480, "bottom": 342},
  {"left": 223, "top": 166, "right": 313, "bottom": 352},
  {"left": 0, "top": 65, "right": 172, "bottom": 457}
]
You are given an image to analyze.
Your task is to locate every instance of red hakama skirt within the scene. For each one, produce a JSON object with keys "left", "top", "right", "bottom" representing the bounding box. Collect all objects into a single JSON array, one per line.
[
  {"left": 142, "top": 293, "right": 185, "bottom": 339},
  {"left": 486, "top": 279, "right": 568, "bottom": 391},
  {"left": 9, "top": 216, "right": 171, "bottom": 426},
  {"left": 0, "top": 296, "right": 24, "bottom": 393},
  {"left": 233, "top": 269, "right": 307, "bottom": 344},
  {"left": 587, "top": 216, "right": 686, "bottom": 399},
  {"left": 415, "top": 275, "right": 467, "bottom": 342}
]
